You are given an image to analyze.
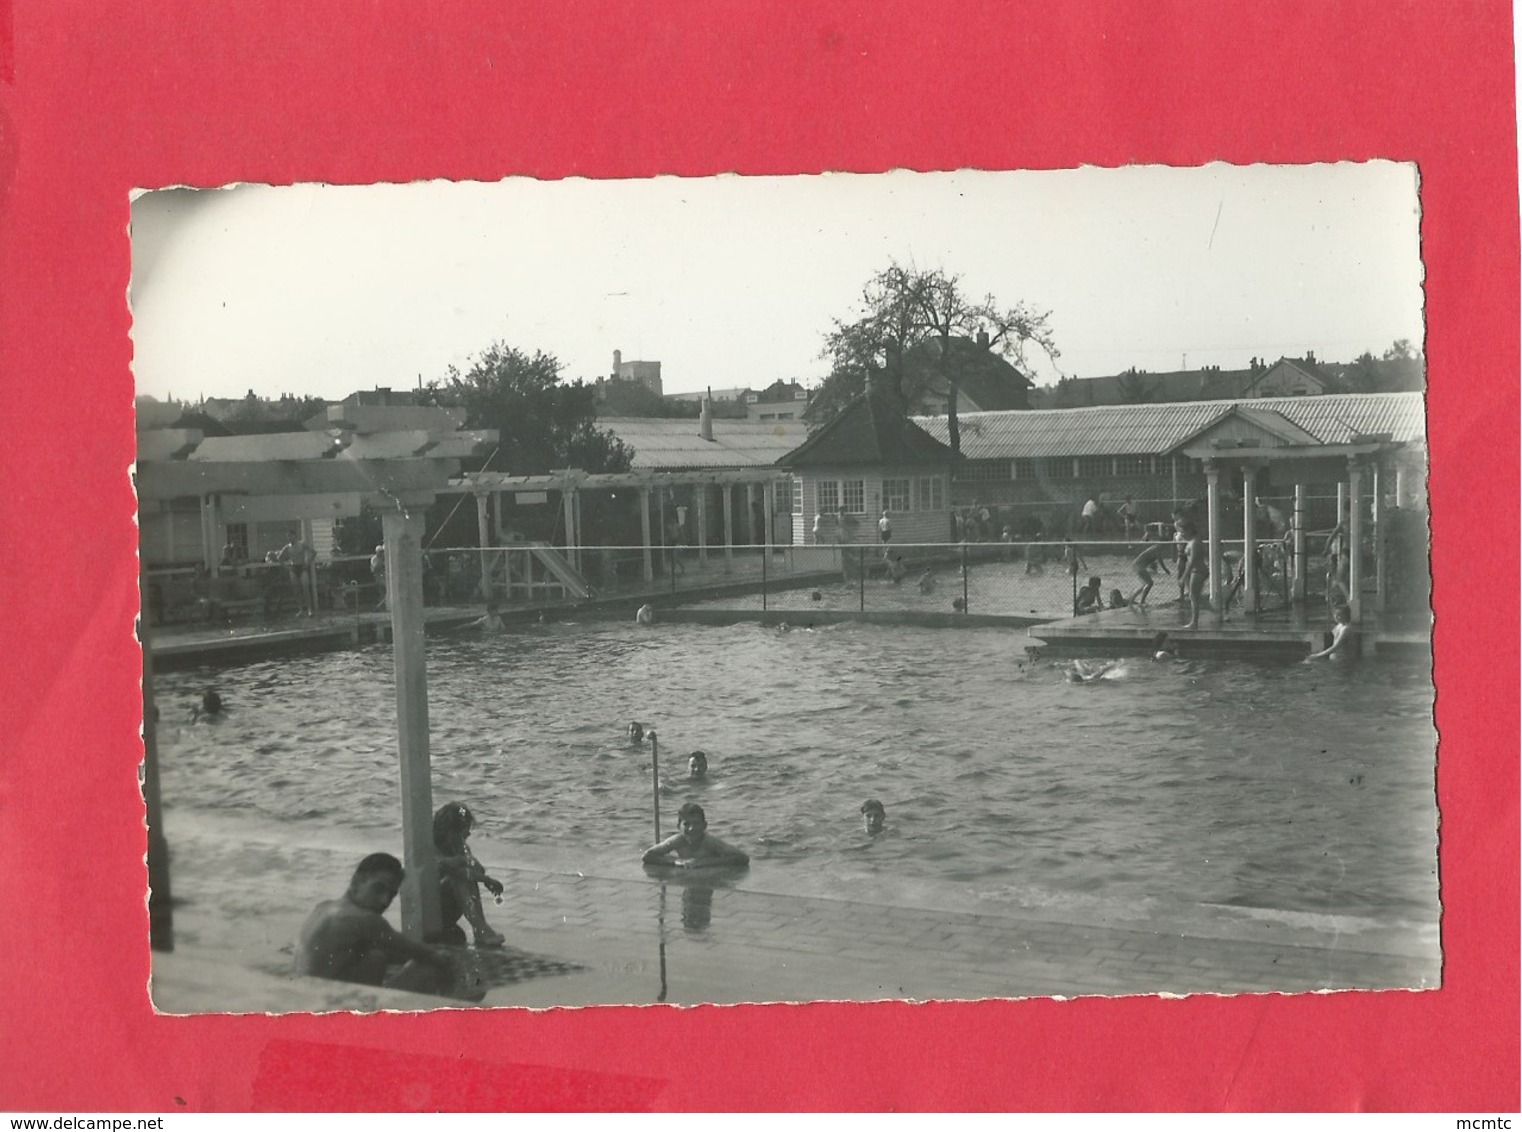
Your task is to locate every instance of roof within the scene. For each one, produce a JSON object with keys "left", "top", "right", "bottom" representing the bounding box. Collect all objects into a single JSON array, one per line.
[
  {"left": 906, "top": 336, "right": 1033, "bottom": 411},
  {"left": 913, "top": 392, "right": 1426, "bottom": 459},
  {"left": 780, "top": 386, "right": 954, "bottom": 469},
  {"left": 599, "top": 416, "right": 809, "bottom": 470}
]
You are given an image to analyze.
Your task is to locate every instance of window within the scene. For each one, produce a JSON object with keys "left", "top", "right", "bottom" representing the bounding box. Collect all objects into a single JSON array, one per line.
[
  {"left": 842, "top": 479, "right": 865, "bottom": 513},
  {"left": 792, "top": 477, "right": 804, "bottom": 513},
  {"left": 1076, "top": 456, "right": 1112, "bottom": 479},
  {"left": 953, "top": 458, "right": 1013, "bottom": 483},
  {"left": 915, "top": 476, "right": 944, "bottom": 510},
  {"left": 1012, "top": 459, "right": 1037, "bottom": 481},
  {"left": 883, "top": 478, "right": 910, "bottom": 511},
  {"left": 817, "top": 480, "right": 840, "bottom": 513},
  {"left": 223, "top": 522, "right": 249, "bottom": 558},
  {"left": 1115, "top": 455, "right": 1153, "bottom": 476}
]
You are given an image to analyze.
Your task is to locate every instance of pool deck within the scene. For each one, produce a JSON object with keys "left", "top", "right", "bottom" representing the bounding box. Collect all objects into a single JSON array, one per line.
[
  {"left": 1028, "top": 602, "right": 1432, "bottom": 659},
  {"left": 150, "top": 822, "right": 1440, "bottom": 1015}
]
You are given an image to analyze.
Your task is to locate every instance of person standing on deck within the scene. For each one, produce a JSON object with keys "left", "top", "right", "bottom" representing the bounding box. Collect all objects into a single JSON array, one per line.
[
  {"left": 878, "top": 509, "right": 892, "bottom": 552},
  {"left": 1179, "top": 521, "right": 1208, "bottom": 629}
]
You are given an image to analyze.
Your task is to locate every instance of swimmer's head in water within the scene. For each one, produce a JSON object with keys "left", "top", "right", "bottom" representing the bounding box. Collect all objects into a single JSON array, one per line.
[
  {"left": 952, "top": 597, "right": 967, "bottom": 612},
  {"left": 201, "top": 688, "right": 224, "bottom": 715},
  {"left": 687, "top": 750, "right": 708, "bottom": 779},
  {"left": 628, "top": 721, "right": 645, "bottom": 744},
  {"left": 860, "top": 799, "right": 886, "bottom": 835},
  {"left": 810, "top": 591, "right": 822, "bottom": 602},
  {"left": 676, "top": 802, "right": 707, "bottom": 844}
]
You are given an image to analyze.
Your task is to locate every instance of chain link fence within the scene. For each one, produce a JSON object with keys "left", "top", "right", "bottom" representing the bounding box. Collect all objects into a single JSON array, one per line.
[{"left": 143, "top": 509, "right": 1429, "bottom": 627}]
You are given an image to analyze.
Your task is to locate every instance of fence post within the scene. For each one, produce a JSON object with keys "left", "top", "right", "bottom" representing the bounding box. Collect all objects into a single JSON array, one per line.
[
  {"left": 761, "top": 541, "right": 768, "bottom": 611},
  {"left": 1071, "top": 564, "right": 1078, "bottom": 616},
  {"left": 961, "top": 543, "right": 969, "bottom": 613},
  {"left": 859, "top": 546, "right": 865, "bottom": 612}
]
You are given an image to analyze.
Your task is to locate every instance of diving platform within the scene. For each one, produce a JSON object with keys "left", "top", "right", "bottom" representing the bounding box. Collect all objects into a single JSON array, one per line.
[{"left": 1028, "top": 601, "right": 1432, "bottom": 660}]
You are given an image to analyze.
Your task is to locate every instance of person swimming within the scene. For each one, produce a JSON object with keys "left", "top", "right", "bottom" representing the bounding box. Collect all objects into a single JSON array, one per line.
[
  {"left": 687, "top": 750, "right": 708, "bottom": 780},
  {"left": 809, "top": 590, "right": 823, "bottom": 602},
  {"left": 860, "top": 798, "right": 886, "bottom": 835},
  {"left": 636, "top": 603, "right": 655, "bottom": 625},
  {"left": 191, "top": 688, "right": 225, "bottom": 723},
  {"left": 628, "top": 721, "right": 646, "bottom": 745},
  {"left": 1068, "top": 659, "right": 1123, "bottom": 683}
]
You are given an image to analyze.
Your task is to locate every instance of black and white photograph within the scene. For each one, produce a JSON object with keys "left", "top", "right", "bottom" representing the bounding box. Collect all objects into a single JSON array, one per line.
[{"left": 132, "top": 164, "right": 1437, "bottom": 1012}]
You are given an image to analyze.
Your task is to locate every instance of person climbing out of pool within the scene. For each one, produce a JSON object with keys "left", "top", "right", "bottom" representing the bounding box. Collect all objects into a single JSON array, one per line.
[
  {"left": 191, "top": 687, "right": 225, "bottom": 723},
  {"left": 1151, "top": 632, "right": 1178, "bottom": 660},
  {"left": 1075, "top": 575, "right": 1104, "bottom": 615},
  {"left": 430, "top": 801, "right": 506, "bottom": 949},
  {"left": 296, "top": 852, "right": 460, "bottom": 995},
  {"left": 860, "top": 798, "right": 887, "bottom": 836},
  {"left": 686, "top": 750, "right": 709, "bottom": 781},
  {"left": 917, "top": 568, "right": 936, "bottom": 593},
  {"left": 1128, "top": 540, "right": 1174, "bottom": 606},
  {"left": 636, "top": 603, "right": 655, "bottom": 625},
  {"left": 1179, "top": 520, "right": 1208, "bottom": 629},
  {"left": 1306, "top": 603, "right": 1355, "bottom": 661},
  {"left": 1107, "top": 588, "right": 1129, "bottom": 610},
  {"left": 628, "top": 721, "right": 646, "bottom": 745},
  {"left": 642, "top": 802, "right": 749, "bottom": 868}
]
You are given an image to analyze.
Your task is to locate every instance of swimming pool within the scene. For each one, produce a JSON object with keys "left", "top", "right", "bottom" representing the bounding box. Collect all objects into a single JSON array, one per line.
[{"left": 156, "top": 617, "right": 1439, "bottom": 938}]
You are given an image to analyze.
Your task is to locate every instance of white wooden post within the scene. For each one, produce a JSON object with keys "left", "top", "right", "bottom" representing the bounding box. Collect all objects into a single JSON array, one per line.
[
  {"left": 697, "top": 484, "right": 709, "bottom": 568},
  {"left": 639, "top": 486, "right": 654, "bottom": 582},
  {"left": 1242, "top": 465, "right": 1258, "bottom": 615},
  {"left": 1206, "top": 461, "right": 1222, "bottom": 615},
  {"left": 1292, "top": 482, "right": 1307, "bottom": 603},
  {"left": 722, "top": 485, "right": 734, "bottom": 571},
  {"left": 475, "top": 494, "right": 491, "bottom": 600},
  {"left": 382, "top": 508, "right": 441, "bottom": 940},
  {"left": 763, "top": 480, "right": 776, "bottom": 553},
  {"left": 1373, "top": 464, "right": 1387, "bottom": 613},
  {"left": 1337, "top": 481, "right": 1348, "bottom": 527},
  {"left": 1347, "top": 459, "right": 1363, "bottom": 624}
]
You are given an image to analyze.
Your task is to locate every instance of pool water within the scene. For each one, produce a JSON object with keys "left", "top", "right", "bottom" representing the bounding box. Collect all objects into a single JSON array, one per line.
[{"left": 157, "top": 619, "right": 1439, "bottom": 934}]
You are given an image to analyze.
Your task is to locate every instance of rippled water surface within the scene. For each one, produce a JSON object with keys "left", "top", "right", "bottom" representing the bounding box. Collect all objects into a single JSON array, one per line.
[{"left": 157, "top": 619, "right": 1438, "bottom": 929}]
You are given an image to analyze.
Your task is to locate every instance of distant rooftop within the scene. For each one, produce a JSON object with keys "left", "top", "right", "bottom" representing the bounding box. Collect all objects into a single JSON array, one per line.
[{"left": 600, "top": 416, "right": 808, "bottom": 470}]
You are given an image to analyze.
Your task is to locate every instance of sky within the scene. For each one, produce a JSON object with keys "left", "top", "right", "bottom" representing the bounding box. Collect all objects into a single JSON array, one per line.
[{"left": 128, "top": 163, "right": 1424, "bottom": 403}]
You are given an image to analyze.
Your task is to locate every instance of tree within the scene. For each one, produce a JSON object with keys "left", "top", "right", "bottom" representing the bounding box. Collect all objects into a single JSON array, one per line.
[
  {"left": 814, "top": 263, "right": 1058, "bottom": 453},
  {"left": 425, "top": 342, "right": 633, "bottom": 475},
  {"left": 1382, "top": 338, "right": 1420, "bottom": 363}
]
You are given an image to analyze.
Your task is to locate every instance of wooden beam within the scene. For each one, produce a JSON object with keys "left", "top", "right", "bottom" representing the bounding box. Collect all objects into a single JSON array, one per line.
[{"left": 383, "top": 509, "right": 441, "bottom": 941}]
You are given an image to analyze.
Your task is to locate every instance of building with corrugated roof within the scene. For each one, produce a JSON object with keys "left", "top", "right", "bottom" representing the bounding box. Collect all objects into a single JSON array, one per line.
[{"left": 912, "top": 390, "right": 1426, "bottom": 532}]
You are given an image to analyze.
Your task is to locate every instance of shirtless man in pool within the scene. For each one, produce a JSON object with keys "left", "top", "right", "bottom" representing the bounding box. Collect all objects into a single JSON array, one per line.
[
  {"left": 296, "top": 853, "right": 458, "bottom": 995},
  {"left": 642, "top": 803, "right": 749, "bottom": 868}
]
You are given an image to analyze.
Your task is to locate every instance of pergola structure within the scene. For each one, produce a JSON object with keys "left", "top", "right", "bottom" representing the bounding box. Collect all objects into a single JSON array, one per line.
[
  {"left": 137, "top": 446, "right": 494, "bottom": 950},
  {"left": 445, "top": 466, "right": 794, "bottom": 585},
  {"left": 1172, "top": 407, "right": 1408, "bottom": 623}
]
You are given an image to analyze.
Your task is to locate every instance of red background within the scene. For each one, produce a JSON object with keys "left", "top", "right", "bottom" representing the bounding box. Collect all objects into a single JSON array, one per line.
[{"left": 0, "top": 0, "right": 1515, "bottom": 1112}]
